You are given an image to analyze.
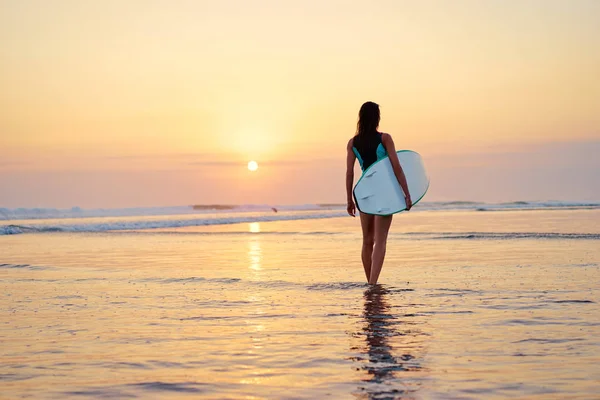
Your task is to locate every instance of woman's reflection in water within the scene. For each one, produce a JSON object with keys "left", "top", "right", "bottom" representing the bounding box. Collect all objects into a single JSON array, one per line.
[{"left": 355, "top": 285, "right": 423, "bottom": 399}]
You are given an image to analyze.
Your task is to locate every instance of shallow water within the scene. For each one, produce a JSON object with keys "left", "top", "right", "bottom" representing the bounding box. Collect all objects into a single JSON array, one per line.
[{"left": 1, "top": 209, "right": 599, "bottom": 399}]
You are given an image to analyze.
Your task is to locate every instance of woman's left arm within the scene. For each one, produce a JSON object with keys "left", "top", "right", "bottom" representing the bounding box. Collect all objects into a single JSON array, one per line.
[
  {"left": 382, "top": 133, "right": 412, "bottom": 210},
  {"left": 346, "top": 138, "right": 356, "bottom": 217}
]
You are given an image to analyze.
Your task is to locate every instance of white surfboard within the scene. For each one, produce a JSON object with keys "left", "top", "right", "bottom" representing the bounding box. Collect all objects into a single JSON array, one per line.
[{"left": 353, "top": 150, "right": 429, "bottom": 216}]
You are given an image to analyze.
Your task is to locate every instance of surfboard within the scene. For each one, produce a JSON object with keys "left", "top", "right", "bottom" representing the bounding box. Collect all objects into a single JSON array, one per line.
[{"left": 353, "top": 150, "right": 429, "bottom": 216}]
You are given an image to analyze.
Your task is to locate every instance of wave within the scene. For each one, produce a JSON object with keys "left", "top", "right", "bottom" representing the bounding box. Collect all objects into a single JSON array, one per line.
[
  {"left": 398, "top": 232, "right": 600, "bottom": 240},
  {"left": 191, "top": 204, "right": 237, "bottom": 210},
  {"left": 0, "top": 211, "right": 346, "bottom": 235},
  {"left": 0, "top": 263, "right": 50, "bottom": 271},
  {"left": 0, "top": 204, "right": 345, "bottom": 221},
  {"left": 419, "top": 201, "right": 600, "bottom": 212},
  {"left": 1, "top": 201, "right": 598, "bottom": 221}
]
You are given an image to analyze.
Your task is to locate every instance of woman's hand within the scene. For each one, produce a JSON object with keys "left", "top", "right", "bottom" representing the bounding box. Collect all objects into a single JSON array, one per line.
[
  {"left": 347, "top": 200, "right": 356, "bottom": 217},
  {"left": 405, "top": 194, "right": 413, "bottom": 211}
]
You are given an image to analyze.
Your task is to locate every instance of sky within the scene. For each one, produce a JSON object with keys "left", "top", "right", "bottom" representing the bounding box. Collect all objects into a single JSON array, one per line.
[{"left": 1, "top": 0, "right": 599, "bottom": 208}]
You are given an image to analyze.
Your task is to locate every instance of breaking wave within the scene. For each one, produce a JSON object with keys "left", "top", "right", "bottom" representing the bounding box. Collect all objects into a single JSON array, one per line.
[
  {"left": 0, "top": 204, "right": 344, "bottom": 221},
  {"left": 1, "top": 201, "right": 598, "bottom": 222},
  {"left": 0, "top": 211, "right": 346, "bottom": 235},
  {"left": 399, "top": 232, "right": 600, "bottom": 240}
]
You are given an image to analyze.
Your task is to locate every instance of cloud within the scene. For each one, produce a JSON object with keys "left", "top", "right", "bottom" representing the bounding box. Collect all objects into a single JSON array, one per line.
[
  {"left": 0, "top": 160, "right": 32, "bottom": 169},
  {"left": 425, "top": 139, "right": 600, "bottom": 201},
  {"left": 1, "top": 140, "right": 598, "bottom": 207},
  {"left": 428, "top": 140, "right": 600, "bottom": 169}
]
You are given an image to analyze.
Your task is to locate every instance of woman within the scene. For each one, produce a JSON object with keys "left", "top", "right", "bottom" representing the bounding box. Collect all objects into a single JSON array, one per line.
[{"left": 346, "top": 101, "right": 412, "bottom": 285}]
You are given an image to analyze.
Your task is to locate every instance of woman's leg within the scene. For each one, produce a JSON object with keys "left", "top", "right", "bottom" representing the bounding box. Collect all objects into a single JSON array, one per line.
[
  {"left": 369, "top": 215, "right": 393, "bottom": 284},
  {"left": 359, "top": 212, "right": 375, "bottom": 282}
]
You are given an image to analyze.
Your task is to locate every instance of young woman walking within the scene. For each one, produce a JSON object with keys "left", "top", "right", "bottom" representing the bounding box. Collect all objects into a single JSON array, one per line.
[{"left": 346, "top": 102, "right": 412, "bottom": 284}]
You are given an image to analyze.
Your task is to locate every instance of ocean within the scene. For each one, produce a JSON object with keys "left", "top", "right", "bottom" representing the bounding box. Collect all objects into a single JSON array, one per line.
[{"left": 1, "top": 202, "right": 599, "bottom": 399}]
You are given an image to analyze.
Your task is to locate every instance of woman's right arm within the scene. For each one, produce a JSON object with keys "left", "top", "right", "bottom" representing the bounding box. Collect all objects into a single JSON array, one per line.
[{"left": 346, "top": 138, "right": 356, "bottom": 217}]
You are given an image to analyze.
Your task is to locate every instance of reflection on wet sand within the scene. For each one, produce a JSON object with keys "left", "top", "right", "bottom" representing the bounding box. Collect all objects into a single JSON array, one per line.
[{"left": 353, "top": 285, "right": 425, "bottom": 399}]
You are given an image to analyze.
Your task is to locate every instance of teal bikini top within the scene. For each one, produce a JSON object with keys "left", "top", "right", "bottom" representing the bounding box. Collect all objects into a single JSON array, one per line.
[{"left": 352, "top": 133, "right": 388, "bottom": 171}]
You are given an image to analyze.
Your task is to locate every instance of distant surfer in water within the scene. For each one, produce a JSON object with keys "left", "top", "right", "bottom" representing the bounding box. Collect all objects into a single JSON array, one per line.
[{"left": 346, "top": 101, "right": 412, "bottom": 284}]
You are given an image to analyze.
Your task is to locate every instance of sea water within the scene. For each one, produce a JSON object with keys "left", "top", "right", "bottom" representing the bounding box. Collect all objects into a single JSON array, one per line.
[{"left": 1, "top": 204, "right": 599, "bottom": 398}]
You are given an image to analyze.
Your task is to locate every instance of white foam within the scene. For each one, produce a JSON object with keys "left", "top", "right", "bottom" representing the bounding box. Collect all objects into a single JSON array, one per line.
[
  {"left": 0, "top": 204, "right": 344, "bottom": 221},
  {"left": 1, "top": 201, "right": 598, "bottom": 235},
  {"left": 0, "top": 211, "right": 347, "bottom": 235}
]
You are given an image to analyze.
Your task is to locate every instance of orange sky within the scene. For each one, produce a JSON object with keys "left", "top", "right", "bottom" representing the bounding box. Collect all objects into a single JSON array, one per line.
[{"left": 1, "top": 0, "right": 599, "bottom": 207}]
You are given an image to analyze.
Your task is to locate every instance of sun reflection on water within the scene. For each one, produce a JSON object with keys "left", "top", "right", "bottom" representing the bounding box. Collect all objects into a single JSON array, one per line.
[
  {"left": 248, "top": 239, "right": 262, "bottom": 272},
  {"left": 249, "top": 222, "right": 261, "bottom": 233}
]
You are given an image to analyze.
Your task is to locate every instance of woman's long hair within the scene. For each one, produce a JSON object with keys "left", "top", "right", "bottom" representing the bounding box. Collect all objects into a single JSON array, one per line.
[
  {"left": 354, "top": 101, "right": 380, "bottom": 146},
  {"left": 356, "top": 101, "right": 380, "bottom": 137}
]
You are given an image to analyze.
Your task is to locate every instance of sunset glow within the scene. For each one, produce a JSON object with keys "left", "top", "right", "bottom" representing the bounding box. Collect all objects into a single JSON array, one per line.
[{"left": 1, "top": 1, "right": 598, "bottom": 207}]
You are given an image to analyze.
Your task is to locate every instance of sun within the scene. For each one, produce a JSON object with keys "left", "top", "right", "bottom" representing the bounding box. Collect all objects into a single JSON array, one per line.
[{"left": 247, "top": 160, "right": 258, "bottom": 172}]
